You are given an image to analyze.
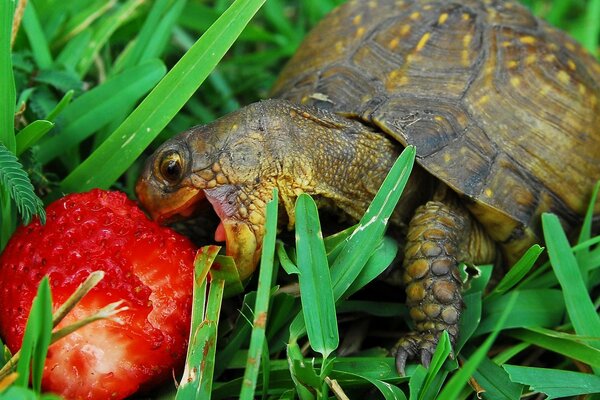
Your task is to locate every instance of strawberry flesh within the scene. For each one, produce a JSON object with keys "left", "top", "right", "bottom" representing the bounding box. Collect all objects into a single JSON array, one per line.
[{"left": 0, "top": 189, "right": 196, "bottom": 399}]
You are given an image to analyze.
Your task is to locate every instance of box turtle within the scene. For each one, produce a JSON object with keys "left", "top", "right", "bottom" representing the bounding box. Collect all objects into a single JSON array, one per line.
[{"left": 136, "top": 0, "right": 600, "bottom": 374}]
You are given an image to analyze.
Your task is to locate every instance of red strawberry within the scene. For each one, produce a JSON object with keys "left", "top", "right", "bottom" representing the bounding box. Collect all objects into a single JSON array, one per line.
[{"left": 0, "top": 189, "right": 196, "bottom": 399}]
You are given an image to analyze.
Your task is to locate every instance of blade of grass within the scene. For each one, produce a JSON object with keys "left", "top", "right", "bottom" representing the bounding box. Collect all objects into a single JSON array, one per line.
[
  {"left": 294, "top": 193, "right": 338, "bottom": 360},
  {"left": 60, "top": 0, "right": 267, "bottom": 192},
  {"left": 345, "top": 236, "right": 398, "bottom": 297},
  {"left": 418, "top": 331, "right": 451, "bottom": 400},
  {"left": 437, "top": 292, "right": 517, "bottom": 399},
  {"left": 576, "top": 181, "right": 600, "bottom": 273},
  {"left": 488, "top": 245, "right": 543, "bottom": 296},
  {"left": 54, "top": 0, "right": 116, "bottom": 46},
  {"left": 15, "top": 277, "right": 52, "bottom": 391},
  {"left": 503, "top": 365, "right": 600, "bottom": 399},
  {"left": 508, "top": 329, "right": 600, "bottom": 369},
  {"left": 176, "top": 246, "right": 218, "bottom": 399},
  {"left": 22, "top": 1, "right": 52, "bottom": 69},
  {"left": 469, "top": 354, "right": 523, "bottom": 400},
  {"left": 1, "top": 0, "right": 16, "bottom": 249},
  {"left": 542, "top": 213, "right": 600, "bottom": 367},
  {"left": 37, "top": 60, "right": 166, "bottom": 164},
  {"left": 77, "top": 0, "right": 144, "bottom": 75},
  {"left": 330, "top": 146, "right": 415, "bottom": 298},
  {"left": 240, "top": 188, "right": 279, "bottom": 400},
  {"left": 45, "top": 89, "right": 74, "bottom": 122},
  {"left": 15, "top": 120, "right": 54, "bottom": 156},
  {"left": 581, "top": 0, "right": 600, "bottom": 56}
]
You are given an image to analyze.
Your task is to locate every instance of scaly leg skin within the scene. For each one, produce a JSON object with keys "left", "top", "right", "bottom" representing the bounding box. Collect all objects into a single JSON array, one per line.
[{"left": 394, "top": 192, "right": 495, "bottom": 375}]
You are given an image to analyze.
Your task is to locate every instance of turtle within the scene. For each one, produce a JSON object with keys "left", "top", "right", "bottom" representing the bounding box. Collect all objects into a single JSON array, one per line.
[{"left": 135, "top": 0, "right": 600, "bottom": 374}]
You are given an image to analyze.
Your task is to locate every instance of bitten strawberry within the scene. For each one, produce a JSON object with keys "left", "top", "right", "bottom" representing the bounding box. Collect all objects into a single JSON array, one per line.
[{"left": 0, "top": 189, "right": 196, "bottom": 399}]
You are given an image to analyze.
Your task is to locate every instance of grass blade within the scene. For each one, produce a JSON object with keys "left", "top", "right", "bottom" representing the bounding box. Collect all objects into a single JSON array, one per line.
[
  {"left": 437, "top": 292, "right": 517, "bottom": 399},
  {"left": 503, "top": 365, "right": 600, "bottom": 399},
  {"left": 45, "top": 90, "right": 74, "bottom": 122},
  {"left": 542, "top": 213, "right": 600, "bottom": 362},
  {"left": 470, "top": 355, "right": 523, "bottom": 400},
  {"left": 37, "top": 60, "right": 166, "bottom": 164},
  {"left": 489, "top": 245, "right": 543, "bottom": 296},
  {"left": 330, "top": 146, "right": 415, "bottom": 299},
  {"left": 22, "top": 1, "right": 52, "bottom": 69},
  {"left": 240, "top": 189, "right": 279, "bottom": 399},
  {"left": 15, "top": 120, "right": 54, "bottom": 156},
  {"left": 177, "top": 246, "right": 219, "bottom": 399},
  {"left": 76, "top": 0, "right": 144, "bottom": 75},
  {"left": 60, "top": 0, "right": 267, "bottom": 192},
  {"left": 294, "top": 193, "right": 339, "bottom": 360},
  {"left": 508, "top": 328, "right": 600, "bottom": 368},
  {"left": 15, "top": 277, "right": 52, "bottom": 391}
]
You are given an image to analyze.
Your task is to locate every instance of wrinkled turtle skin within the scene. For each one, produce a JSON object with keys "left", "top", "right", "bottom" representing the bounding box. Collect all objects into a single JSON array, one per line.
[{"left": 136, "top": 0, "right": 600, "bottom": 374}]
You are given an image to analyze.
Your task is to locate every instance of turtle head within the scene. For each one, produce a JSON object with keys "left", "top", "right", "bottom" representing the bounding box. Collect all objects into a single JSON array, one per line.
[{"left": 136, "top": 101, "right": 278, "bottom": 281}]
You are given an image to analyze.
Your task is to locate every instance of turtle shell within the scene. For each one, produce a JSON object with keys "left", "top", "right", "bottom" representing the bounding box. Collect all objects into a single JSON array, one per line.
[{"left": 271, "top": 0, "right": 600, "bottom": 254}]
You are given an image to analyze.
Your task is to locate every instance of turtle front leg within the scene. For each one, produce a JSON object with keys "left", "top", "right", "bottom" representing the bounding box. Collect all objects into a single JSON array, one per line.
[{"left": 394, "top": 192, "right": 495, "bottom": 375}]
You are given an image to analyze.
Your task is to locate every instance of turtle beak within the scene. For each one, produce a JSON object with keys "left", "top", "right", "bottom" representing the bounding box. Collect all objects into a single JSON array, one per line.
[
  {"left": 135, "top": 176, "right": 204, "bottom": 224},
  {"left": 218, "top": 219, "right": 262, "bottom": 281},
  {"left": 205, "top": 188, "right": 263, "bottom": 281}
]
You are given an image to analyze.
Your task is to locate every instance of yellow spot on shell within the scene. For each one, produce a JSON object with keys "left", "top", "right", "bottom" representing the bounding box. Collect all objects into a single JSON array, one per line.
[
  {"left": 507, "top": 60, "right": 518, "bottom": 69},
  {"left": 389, "top": 38, "right": 400, "bottom": 49},
  {"left": 578, "top": 83, "right": 586, "bottom": 95},
  {"left": 567, "top": 59, "right": 576, "bottom": 70},
  {"left": 301, "top": 96, "right": 309, "bottom": 104},
  {"left": 502, "top": 41, "right": 512, "bottom": 47},
  {"left": 463, "top": 34, "right": 472, "bottom": 47},
  {"left": 557, "top": 70, "right": 570, "bottom": 84},
  {"left": 520, "top": 36, "right": 536, "bottom": 45},
  {"left": 484, "top": 188, "right": 493, "bottom": 197},
  {"left": 462, "top": 13, "right": 470, "bottom": 20},
  {"left": 434, "top": 116, "right": 443, "bottom": 122},
  {"left": 400, "top": 25, "right": 411, "bottom": 36},
  {"left": 565, "top": 42, "right": 575, "bottom": 51},
  {"left": 388, "top": 70, "right": 400, "bottom": 80},
  {"left": 477, "top": 95, "right": 490, "bottom": 105},
  {"left": 356, "top": 26, "right": 366, "bottom": 38},
  {"left": 510, "top": 77, "right": 521, "bottom": 87},
  {"left": 352, "top": 14, "right": 362, "bottom": 25},
  {"left": 398, "top": 76, "right": 409, "bottom": 85},
  {"left": 410, "top": 11, "right": 420, "bottom": 20},
  {"left": 590, "top": 94, "right": 597, "bottom": 107},
  {"left": 416, "top": 32, "right": 431, "bottom": 51},
  {"left": 443, "top": 153, "right": 452, "bottom": 163},
  {"left": 424, "top": 4, "right": 432, "bottom": 10},
  {"left": 335, "top": 41, "right": 344, "bottom": 53},
  {"left": 544, "top": 54, "right": 556, "bottom": 63},
  {"left": 525, "top": 54, "right": 537, "bottom": 65},
  {"left": 548, "top": 43, "right": 558, "bottom": 51},
  {"left": 438, "top": 13, "right": 449, "bottom": 24},
  {"left": 540, "top": 85, "right": 552, "bottom": 95}
]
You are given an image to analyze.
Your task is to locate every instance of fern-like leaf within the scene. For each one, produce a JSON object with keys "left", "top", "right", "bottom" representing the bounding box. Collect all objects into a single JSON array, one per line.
[{"left": 0, "top": 143, "right": 46, "bottom": 225}]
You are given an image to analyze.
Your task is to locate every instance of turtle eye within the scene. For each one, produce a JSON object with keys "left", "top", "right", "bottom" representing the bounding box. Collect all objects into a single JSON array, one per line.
[{"left": 159, "top": 151, "right": 183, "bottom": 184}]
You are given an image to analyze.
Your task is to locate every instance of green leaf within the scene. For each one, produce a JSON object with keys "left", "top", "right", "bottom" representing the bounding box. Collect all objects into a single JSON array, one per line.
[
  {"left": 240, "top": 188, "right": 279, "bottom": 399},
  {"left": 503, "top": 365, "right": 600, "bottom": 399},
  {"left": 294, "top": 194, "right": 339, "bottom": 360},
  {"left": 330, "top": 146, "right": 416, "bottom": 299},
  {"left": 16, "top": 277, "right": 52, "bottom": 392},
  {"left": 76, "top": 0, "right": 144, "bottom": 75},
  {"left": 0, "top": 0, "right": 16, "bottom": 249},
  {"left": 489, "top": 245, "right": 544, "bottom": 296},
  {"left": 37, "top": 60, "right": 166, "bottom": 164},
  {"left": 470, "top": 355, "right": 523, "bottom": 400},
  {"left": 23, "top": 2, "right": 53, "bottom": 69},
  {"left": 334, "top": 371, "right": 407, "bottom": 400},
  {"left": 475, "top": 289, "right": 564, "bottom": 335},
  {"left": 508, "top": 328, "right": 600, "bottom": 368},
  {"left": 60, "top": 0, "right": 267, "bottom": 192},
  {"left": 0, "top": 143, "right": 45, "bottom": 225},
  {"left": 45, "top": 90, "right": 74, "bottom": 122},
  {"left": 177, "top": 246, "right": 222, "bottom": 400},
  {"left": 418, "top": 331, "right": 451, "bottom": 400},
  {"left": 437, "top": 292, "right": 517, "bottom": 399},
  {"left": 15, "top": 120, "right": 54, "bottom": 156},
  {"left": 345, "top": 236, "right": 398, "bottom": 297},
  {"left": 542, "top": 214, "right": 600, "bottom": 362}
]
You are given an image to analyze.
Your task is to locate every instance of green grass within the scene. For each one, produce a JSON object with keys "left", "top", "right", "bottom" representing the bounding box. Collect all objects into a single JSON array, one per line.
[{"left": 0, "top": 0, "right": 599, "bottom": 399}]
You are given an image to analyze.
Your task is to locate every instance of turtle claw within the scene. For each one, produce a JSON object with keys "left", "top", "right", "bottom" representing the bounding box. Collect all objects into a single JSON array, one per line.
[{"left": 393, "top": 332, "right": 439, "bottom": 376}]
